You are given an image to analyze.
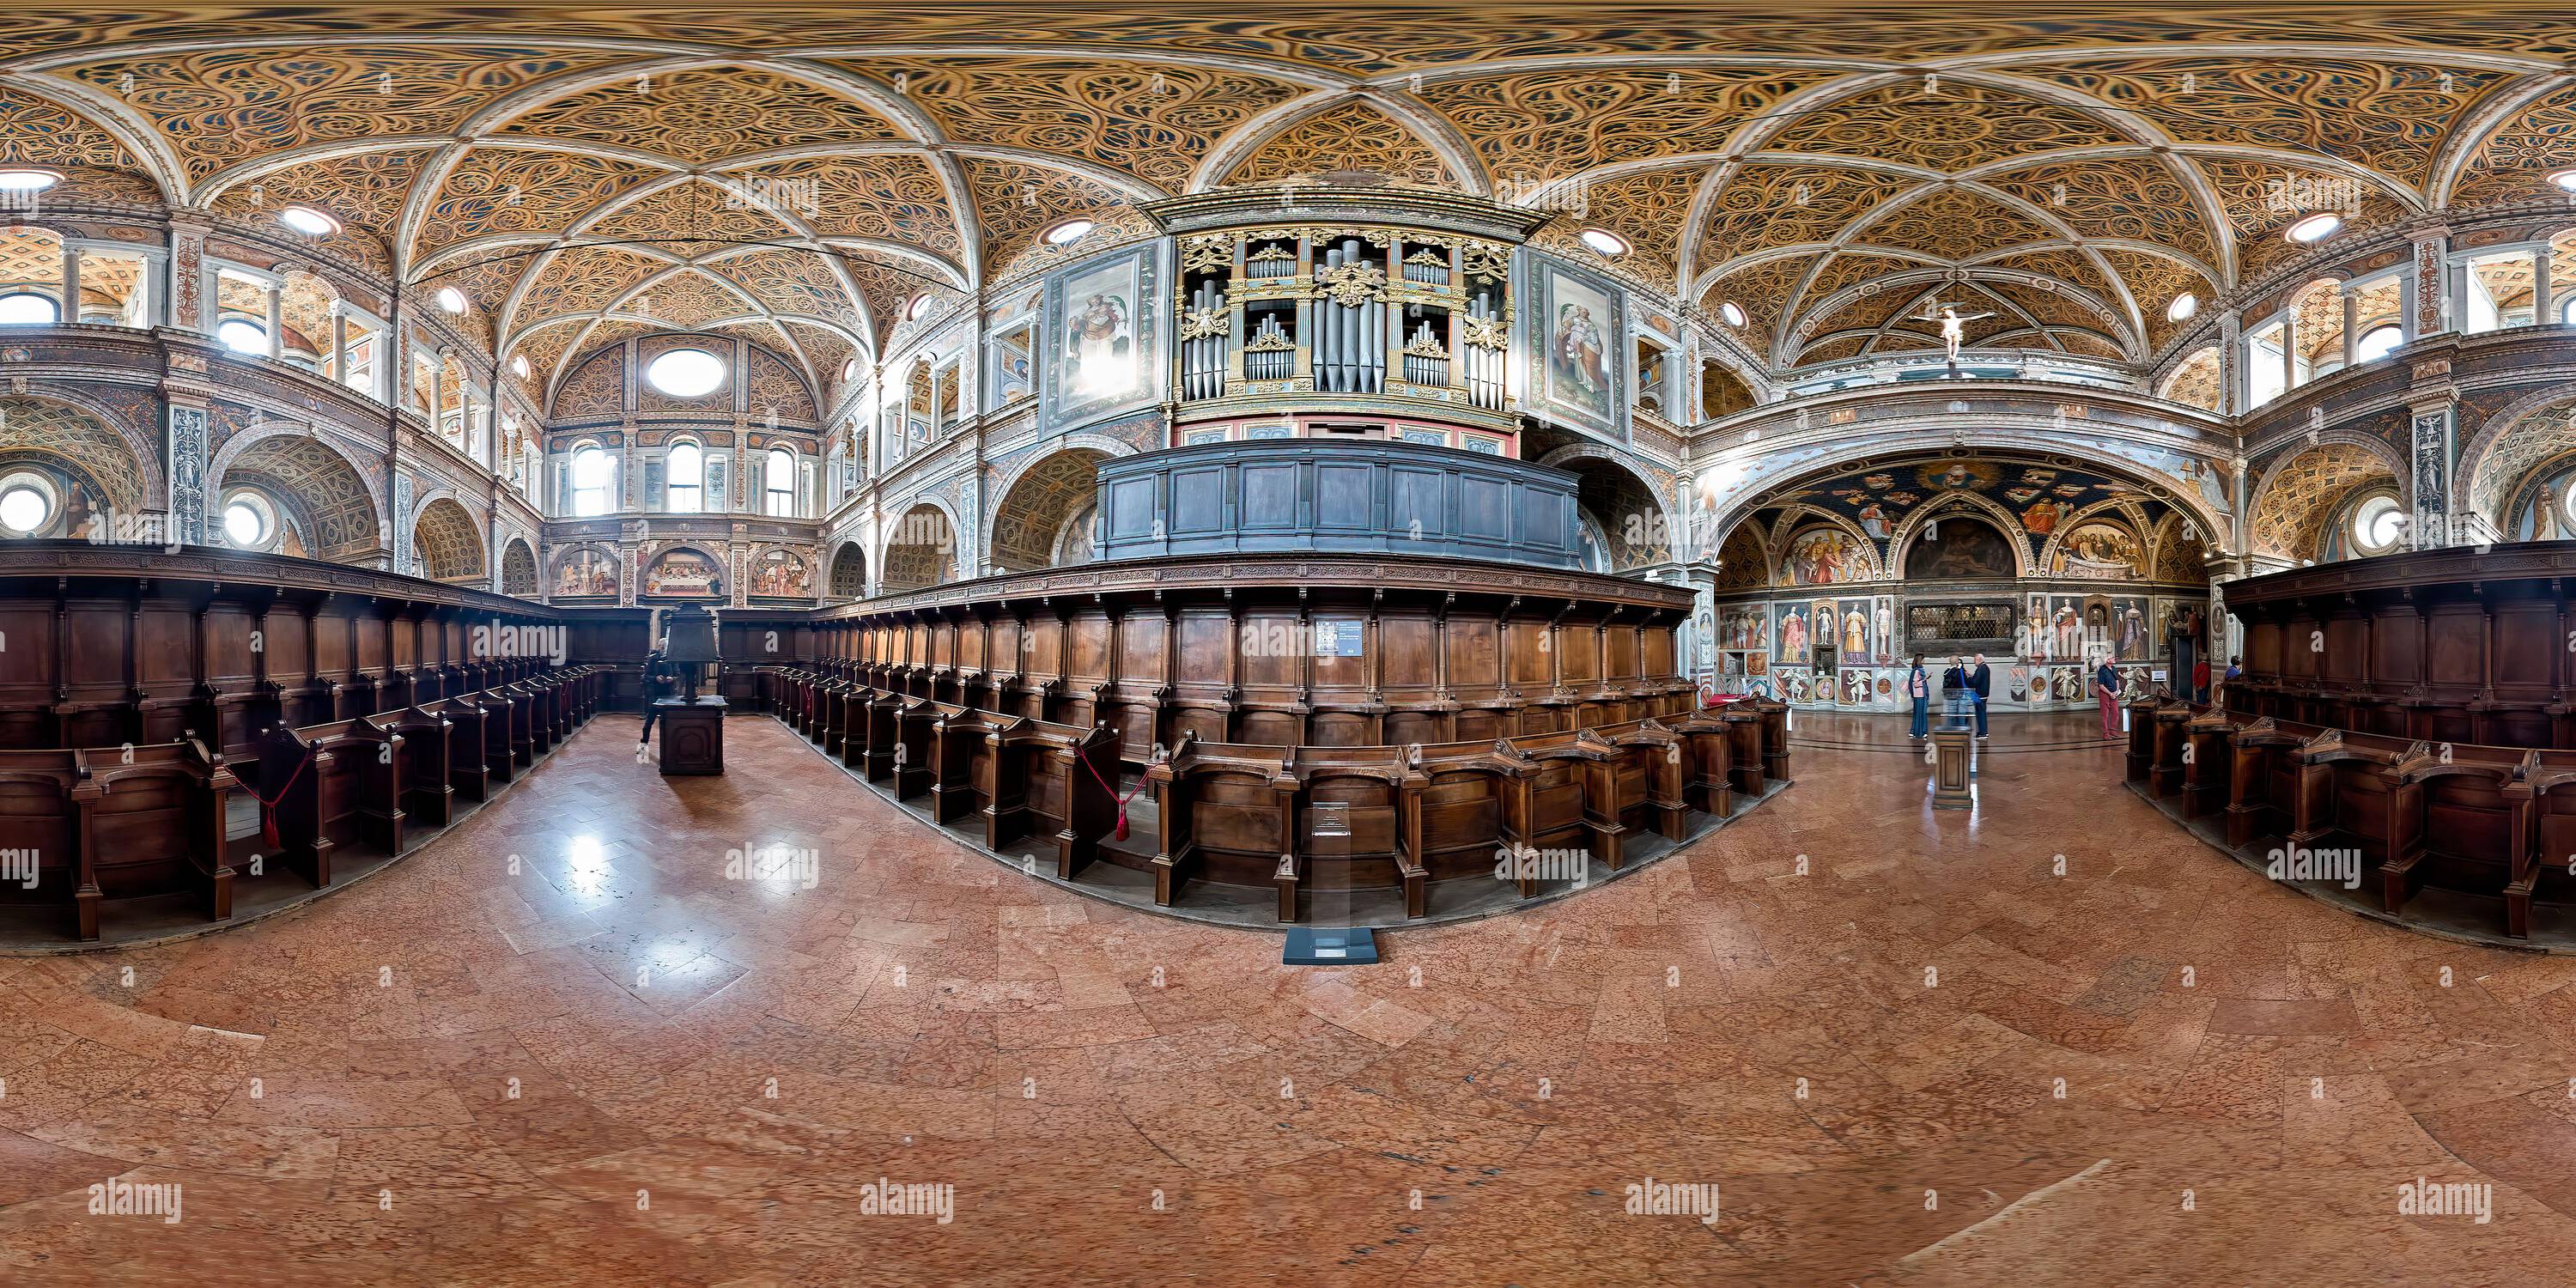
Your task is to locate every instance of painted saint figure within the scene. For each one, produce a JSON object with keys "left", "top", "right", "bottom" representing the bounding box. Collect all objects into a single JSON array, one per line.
[
  {"left": 1066, "top": 292, "right": 1133, "bottom": 397},
  {"left": 1551, "top": 303, "right": 1609, "bottom": 413}
]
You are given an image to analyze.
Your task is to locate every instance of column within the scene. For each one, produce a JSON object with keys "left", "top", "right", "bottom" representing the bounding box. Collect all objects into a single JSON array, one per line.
[
  {"left": 2341, "top": 286, "right": 2360, "bottom": 368},
  {"left": 2537, "top": 247, "right": 2556, "bottom": 326},
  {"left": 59, "top": 245, "right": 80, "bottom": 323},
  {"left": 130, "top": 253, "right": 153, "bottom": 328},
  {"left": 328, "top": 301, "right": 346, "bottom": 381},
  {"left": 2280, "top": 313, "right": 2297, "bottom": 393},
  {"left": 264, "top": 282, "right": 283, "bottom": 358}
]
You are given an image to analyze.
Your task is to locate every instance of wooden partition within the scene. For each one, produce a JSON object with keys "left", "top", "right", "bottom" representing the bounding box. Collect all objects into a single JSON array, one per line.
[
  {"left": 2224, "top": 543, "right": 2576, "bottom": 747},
  {"left": 808, "top": 552, "right": 1695, "bottom": 761},
  {"left": 0, "top": 541, "right": 623, "bottom": 943},
  {"left": 0, "top": 542, "right": 1706, "bottom": 941},
  {"left": 2123, "top": 701, "right": 2573, "bottom": 942}
]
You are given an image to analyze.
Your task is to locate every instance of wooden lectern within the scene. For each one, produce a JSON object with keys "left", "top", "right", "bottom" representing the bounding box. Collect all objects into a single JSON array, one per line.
[{"left": 657, "top": 603, "right": 726, "bottom": 775}]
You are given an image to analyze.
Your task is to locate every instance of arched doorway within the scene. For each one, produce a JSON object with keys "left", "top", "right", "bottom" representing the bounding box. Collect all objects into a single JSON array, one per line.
[
  {"left": 500, "top": 538, "right": 538, "bottom": 596},
  {"left": 2247, "top": 440, "right": 2401, "bottom": 564},
  {"left": 219, "top": 434, "right": 380, "bottom": 562},
  {"left": 1544, "top": 451, "right": 1674, "bottom": 572},
  {"left": 828, "top": 542, "right": 867, "bottom": 598},
  {"left": 881, "top": 502, "right": 956, "bottom": 593},
  {"left": 1698, "top": 452, "right": 2215, "bottom": 709},
  {"left": 411, "top": 497, "right": 485, "bottom": 583},
  {"left": 989, "top": 448, "right": 1106, "bottom": 573},
  {"left": 0, "top": 395, "right": 149, "bottom": 540}
]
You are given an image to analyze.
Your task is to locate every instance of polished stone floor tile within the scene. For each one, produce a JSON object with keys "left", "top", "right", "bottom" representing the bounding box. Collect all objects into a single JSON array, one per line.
[{"left": 0, "top": 712, "right": 2566, "bottom": 1283}]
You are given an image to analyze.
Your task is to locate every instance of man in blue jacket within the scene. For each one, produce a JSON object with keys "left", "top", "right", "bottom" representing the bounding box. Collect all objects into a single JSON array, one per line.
[{"left": 1969, "top": 653, "right": 1993, "bottom": 739}]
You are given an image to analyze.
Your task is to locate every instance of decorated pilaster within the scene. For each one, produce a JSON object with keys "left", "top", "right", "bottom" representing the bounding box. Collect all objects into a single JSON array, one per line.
[
  {"left": 2410, "top": 230, "right": 2447, "bottom": 339},
  {"left": 166, "top": 212, "right": 210, "bottom": 334},
  {"left": 730, "top": 521, "right": 749, "bottom": 608},
  {"left": 390, "top": 473, "right": 413, "bottom": 574},
  {"left": 621, "top": 519, "right": 644, "bottom": 606},
  {"left": 2409, "top": 392, "right": 2456, "bottom": 550},
  {"left": 161, "top": 348, "right": 214, "bottom": 544},
  {"left": 2215, "top": 312, "right": 2241, "bottom": 416}
]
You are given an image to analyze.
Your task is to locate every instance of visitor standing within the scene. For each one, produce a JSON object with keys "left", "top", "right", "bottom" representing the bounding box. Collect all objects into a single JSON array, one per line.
[
  {"left": 2093, "top": 656, "right": 2121, "bottom": 739},
  {"left": 639, "top": 647, "right": 677, "bottom": 749},
  {"left": 1907, "top": 654, "right": 1929, "bottom": 738},
  {"left": 1969, "top": 653, "right": 1993, "bottom": 740}
]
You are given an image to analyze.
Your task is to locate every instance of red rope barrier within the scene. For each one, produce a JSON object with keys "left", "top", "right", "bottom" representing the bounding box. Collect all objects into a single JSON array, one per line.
[
  {"left": 1078, "top": 750, "right": 1148, "bottom": 841},
  {"left": 240, "top": 742, "right": 315, "bottom": 850}
]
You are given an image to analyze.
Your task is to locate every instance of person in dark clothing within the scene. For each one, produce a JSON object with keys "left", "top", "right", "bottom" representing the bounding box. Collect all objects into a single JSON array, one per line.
[
  {"left": 1969, "top": 653, "right": 1993, "bottom": 739},
  {"left": 2094, "top": 656, "right": 2122, "bottom": 739},
  {"left": 1941, "top": 655, "right": 1971, "bottom": 727},
  {"left": 639, "top": 646, "right": 677, "bottom": 747}
]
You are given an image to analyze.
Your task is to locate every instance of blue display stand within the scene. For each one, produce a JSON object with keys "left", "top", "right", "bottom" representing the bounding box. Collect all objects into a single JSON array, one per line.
[{"left": 1284, "top": 927, "right": 1379, "bottom": 965}]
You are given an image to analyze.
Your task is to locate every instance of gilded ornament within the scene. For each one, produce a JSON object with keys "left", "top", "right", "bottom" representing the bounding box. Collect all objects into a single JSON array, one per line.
[
  {"left": 1315, "top": 261, "right": 1386, "bottom": 307},
  {"left": 1179, "top": 306, "right": 1228, "bottom": 340}
]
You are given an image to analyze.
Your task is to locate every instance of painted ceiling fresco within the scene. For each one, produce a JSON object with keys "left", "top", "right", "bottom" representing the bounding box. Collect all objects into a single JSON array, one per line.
[
  {"left": 1741, "top": 454, "right": 2190, "bottom": 582},
  {"left": 3, "top": 8, "right": 2573, "bottom": 390}
]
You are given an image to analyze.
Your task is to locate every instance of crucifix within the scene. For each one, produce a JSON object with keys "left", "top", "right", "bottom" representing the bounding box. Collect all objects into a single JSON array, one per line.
[{"left": 1919, "top": 302, "right": 1995, "bottom": 361}]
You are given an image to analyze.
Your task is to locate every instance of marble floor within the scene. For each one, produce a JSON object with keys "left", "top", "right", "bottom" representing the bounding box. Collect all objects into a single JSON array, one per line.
[{"left": 2, "top": 712, "right": 2568, "bottom": 1285}]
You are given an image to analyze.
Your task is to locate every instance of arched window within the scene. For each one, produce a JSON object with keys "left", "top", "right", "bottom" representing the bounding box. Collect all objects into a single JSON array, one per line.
[
  {"left": 765, "top": 447, "right": 795, "bottom": 517},
  {"left": 2353, "top": 324, "right": 2403, "bottom": 364},
  {"left": 216, "top": 317, "right": 269, "bottom": 354},
  {"left": 2561, "top": 295, "right": 2576, "bottom": 325},
  {"left": 666, "top": 441, "right": 702, "bottom": 513},
  {"left": 0, "top": 292, "right": 59, "bottom": 325},
  {"left": 570, "top": 446, "right": 612, "bottom": 517}
]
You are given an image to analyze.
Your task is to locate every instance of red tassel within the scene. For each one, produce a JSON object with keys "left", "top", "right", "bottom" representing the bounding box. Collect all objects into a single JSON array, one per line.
[
  {"left": 261, "top": 810, "right": 279, "bottom": 850},
  {"left": 1114, "top": 816, "right": 1129, "bottom": 841}
]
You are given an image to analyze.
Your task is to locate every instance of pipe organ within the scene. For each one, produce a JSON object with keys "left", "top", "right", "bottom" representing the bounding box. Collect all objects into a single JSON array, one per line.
[{"left": 1172, "top": 218, "right": 1516, "bottom": 416}]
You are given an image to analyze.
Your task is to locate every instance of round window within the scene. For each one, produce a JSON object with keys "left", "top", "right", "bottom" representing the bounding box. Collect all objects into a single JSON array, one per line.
[
  {"left": 2351, "top": 493, "right": 2405, "bottom": 556},
  {"left": 0, "top": 477, "right": 53, "bottom": 534},
  {"left": 223, "top": 498, "right": 270, "bottom": 547},
  {"left": 646, "top": 348, "right": 726, "bottom": 398}
]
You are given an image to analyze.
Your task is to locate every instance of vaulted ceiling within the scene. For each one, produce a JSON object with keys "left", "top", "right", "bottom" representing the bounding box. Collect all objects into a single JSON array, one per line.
[{"left": 4, "top": 8, "right": 2573, "bottom": 389}]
